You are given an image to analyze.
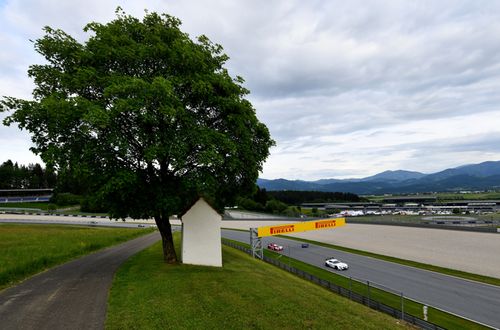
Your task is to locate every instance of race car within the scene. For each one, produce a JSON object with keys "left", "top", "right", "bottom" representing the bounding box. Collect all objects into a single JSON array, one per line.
[
  {"left": 325, "top": 258, "right": 349, "bottom": 270},
  {"left": 267, "top": 243, "right": 284, "bottom": 251}
]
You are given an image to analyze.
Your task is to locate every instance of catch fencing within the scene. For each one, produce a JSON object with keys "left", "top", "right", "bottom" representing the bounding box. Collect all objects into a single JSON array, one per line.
[{"left": 222, "top": 239, "right": 444, "bottom": 330}]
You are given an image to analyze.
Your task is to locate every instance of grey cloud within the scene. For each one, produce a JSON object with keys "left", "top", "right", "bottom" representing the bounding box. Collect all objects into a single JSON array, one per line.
[{"left": 2, "top": 0, "right": 500, "bottom": 178}]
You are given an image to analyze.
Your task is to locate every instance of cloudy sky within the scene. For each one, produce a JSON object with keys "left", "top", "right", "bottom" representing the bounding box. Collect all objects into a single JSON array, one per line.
[{"left": 2, "top": 0, "right": 500, "bottom": 180}]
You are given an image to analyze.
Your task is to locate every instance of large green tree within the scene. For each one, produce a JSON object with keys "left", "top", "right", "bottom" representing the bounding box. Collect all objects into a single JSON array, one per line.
[{"left": 1, "top": 9, "right": 274, "bottom": 263}]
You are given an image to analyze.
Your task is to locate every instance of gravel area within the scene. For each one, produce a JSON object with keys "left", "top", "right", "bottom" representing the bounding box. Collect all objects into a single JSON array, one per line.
[{"left": 222, "top": 220, "right": 500, "bottom": 278}]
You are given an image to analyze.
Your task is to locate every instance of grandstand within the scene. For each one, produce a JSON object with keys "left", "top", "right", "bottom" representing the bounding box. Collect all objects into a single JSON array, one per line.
[{"left": 0, "top": 189, "right": 53, "bottom": 203}]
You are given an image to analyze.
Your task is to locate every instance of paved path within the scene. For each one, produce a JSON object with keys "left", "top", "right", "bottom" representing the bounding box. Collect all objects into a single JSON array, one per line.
[{"left": 0, "top": 232, "right": 161, "bottom": 330}]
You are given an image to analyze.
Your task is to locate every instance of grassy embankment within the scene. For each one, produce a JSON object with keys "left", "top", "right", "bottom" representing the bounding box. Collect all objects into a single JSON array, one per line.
[
  {"left": 0, "top": 224, "right": 153, "bottom": 291},
  {"left": 224, "top": 238, "right": 489, "bottom": 330},
  {"left": 106, "top": 233, "right": 411, "bottom": 330}
]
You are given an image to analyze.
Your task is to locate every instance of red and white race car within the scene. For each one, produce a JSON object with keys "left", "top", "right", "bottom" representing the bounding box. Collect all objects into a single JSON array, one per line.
[{"left": 267, "top": 243, "right": 284, "bottom": 251}]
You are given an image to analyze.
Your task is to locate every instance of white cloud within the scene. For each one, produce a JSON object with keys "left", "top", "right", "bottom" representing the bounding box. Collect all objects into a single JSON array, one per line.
[{"left": 2, "top": 0, "right": 500, "bottom": 180}]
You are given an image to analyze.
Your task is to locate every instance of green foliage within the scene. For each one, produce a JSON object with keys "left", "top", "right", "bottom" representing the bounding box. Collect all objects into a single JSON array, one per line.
[
  {"left": 235, "top": 197, "right": 264, "bottom": 212},
  {"left": 0, "top": 160, "right": 56, "bottom": 189},
  {"left": 1, "top": 9, "right": 273, "bottom": 217},
  {"left": 283, "top": 206, "right": 301, "bottom": 217},
  {"left": 46, "top": 203, "right": 57, "bottom": 213},
  {"left": 267, "top": 190, "right": 365, "bottom": 205},
  {"left": 265, "top": 199, "right": 288, "bottom": 214},
  {"left": 311, "top": 207, "right": 319, "bottom": 216},
  {"left": 80, "top": 195, "right": 108, "bottom": 213},
  {"left": 1, "top": 8, "right": 274, "bottom": 261},
  {"left": 49, "top": 192, "right": 82, "bottom": 206}
]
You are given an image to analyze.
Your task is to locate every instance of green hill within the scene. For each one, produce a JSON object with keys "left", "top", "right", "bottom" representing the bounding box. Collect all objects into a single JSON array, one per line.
[{"left": 106, "top": 234, "right": 410, "bottom": 329}]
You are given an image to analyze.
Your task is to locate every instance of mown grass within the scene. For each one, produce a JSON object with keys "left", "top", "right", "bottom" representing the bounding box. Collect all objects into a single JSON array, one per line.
[
  {"left": 106, "top": 232, "right": 411, "bottom": 330},
  {"left": 225, "top": 239, "right": 489, "bottom": 330},
  {"left": 0, "top": 224, "right": 153, "bottom": 291},
  {"left": 0, "top": 202, "right": 111, "bottom": 216},
  {"left": 0, "top": 202, "right": 52, "bottom": 210}
]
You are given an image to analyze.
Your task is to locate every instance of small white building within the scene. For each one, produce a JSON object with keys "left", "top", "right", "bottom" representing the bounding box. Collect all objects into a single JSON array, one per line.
[{"left": 181, "top": 198, "right": 222, "bottom": 267}]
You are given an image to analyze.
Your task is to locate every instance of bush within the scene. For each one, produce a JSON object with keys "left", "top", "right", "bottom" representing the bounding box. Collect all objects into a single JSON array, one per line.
[
  {"left": 265, "top": 199, "right": 288, "bottom": 214},
  {"left": 80, "top": 196, "right": 108, "bottom": 213},
  {"left": 236, "top": 197, "right": 264, "bottom": 212},
  {"left": 47, "top": 204, "right": 57, "bottom": 213},
  {"left": 283, "top": 206, "right": 300, "bottom": 217},
  {"left": 50, "top": 193, "right": 82, "bottom": 206}
]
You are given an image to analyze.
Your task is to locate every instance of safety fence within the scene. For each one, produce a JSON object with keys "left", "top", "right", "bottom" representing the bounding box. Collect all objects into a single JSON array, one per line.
[{"left": 222, "top": 238, "right": 444, "bottom": 330}]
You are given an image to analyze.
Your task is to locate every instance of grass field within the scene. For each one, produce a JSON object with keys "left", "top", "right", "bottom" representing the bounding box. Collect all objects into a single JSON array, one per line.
[
  {"left": 0, "top": 202, "right": 52, "bottom": 210},
  {"left": 0, "top": 202, "right": 111, "bottom": 216},
  {"left": 0, "top": 224, "right": 153, "bottom": 290},
  {"left": 106, "top": 233, "right": 410, "bottom": 330}
]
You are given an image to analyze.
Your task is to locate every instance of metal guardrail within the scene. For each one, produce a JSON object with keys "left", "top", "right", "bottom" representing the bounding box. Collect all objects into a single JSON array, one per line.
[{"left": 222, "top": 239, "right": 444, "bottom": 330}]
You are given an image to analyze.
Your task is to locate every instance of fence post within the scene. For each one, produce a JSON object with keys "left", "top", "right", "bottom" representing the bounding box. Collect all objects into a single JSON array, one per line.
[
  {"left": 349, "top": 277, "right": 352, "bottom": 300},
  {"left": 401, "top": 292, "right": 404, "bottom": 320},
  {"left": 367, "top": 281, "right": 371, "bottom": 307},
  {"left": 288, "top": 245, "right": 291, "bottom": 269}
]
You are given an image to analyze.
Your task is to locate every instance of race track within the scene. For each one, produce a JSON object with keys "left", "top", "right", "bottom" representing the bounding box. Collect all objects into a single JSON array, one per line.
[{"left": 222, "top": 229, "right": 500, "bottom": 328}]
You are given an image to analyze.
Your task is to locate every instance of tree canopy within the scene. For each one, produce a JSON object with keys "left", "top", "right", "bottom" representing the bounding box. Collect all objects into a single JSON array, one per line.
[
  {"left": 0, "top": 160, "right": 56, "bottom": 189},
  {"left": 1, "top": 9, "right": 274, "bottom": 263}
]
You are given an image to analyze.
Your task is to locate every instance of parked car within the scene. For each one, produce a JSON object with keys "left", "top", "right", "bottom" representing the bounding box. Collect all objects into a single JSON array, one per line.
[
  {"left": 267, "top": 243, "right": 284, "bottom": 251},
  {"left": 325, "top": 258, "right": 349, "bottom": 270}
]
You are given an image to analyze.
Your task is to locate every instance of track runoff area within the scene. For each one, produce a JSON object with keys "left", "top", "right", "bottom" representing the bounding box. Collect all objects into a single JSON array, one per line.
[
  {"left": 236, "top": 218, "right": 499, "bottom": 328},
  {"left": 250, "top": 218, "right": 345, "bottom": 259}
]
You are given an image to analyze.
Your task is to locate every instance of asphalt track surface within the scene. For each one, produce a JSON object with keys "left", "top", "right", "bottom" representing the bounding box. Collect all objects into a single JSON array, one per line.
[
  {"left": 0, "top": 231, "right": 161, "bottom": 330},
  {"left": 221, "top": 229, "right": 500, "bottom": 329}
]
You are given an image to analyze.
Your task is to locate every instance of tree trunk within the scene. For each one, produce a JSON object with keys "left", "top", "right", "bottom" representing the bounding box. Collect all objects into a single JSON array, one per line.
[{"left": 154, "top": 215, "right": 178, "bottom": 263}]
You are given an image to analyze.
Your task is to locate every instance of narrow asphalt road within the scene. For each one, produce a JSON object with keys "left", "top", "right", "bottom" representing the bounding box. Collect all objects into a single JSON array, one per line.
[{"left": 0, "top": 231, "right": 161, "bottom": 330}]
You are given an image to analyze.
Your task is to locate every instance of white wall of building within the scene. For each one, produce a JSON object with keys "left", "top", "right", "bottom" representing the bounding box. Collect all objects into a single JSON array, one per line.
[{"left": 181, "top": 198, "right": 222, "bottom": 267}]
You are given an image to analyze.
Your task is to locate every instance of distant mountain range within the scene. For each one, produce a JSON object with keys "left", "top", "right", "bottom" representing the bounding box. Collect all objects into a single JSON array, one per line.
[{"left": 257, "top": 160, "right": 500, "bottom": 194}]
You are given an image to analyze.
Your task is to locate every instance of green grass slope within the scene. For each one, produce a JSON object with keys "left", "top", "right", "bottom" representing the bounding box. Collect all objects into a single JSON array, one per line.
[{"left": 106, "top": 234, "right": 410, "bottom": 330}]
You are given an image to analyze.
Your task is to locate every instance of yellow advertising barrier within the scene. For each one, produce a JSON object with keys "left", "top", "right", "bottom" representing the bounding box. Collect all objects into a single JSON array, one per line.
[{"left": 257, "top": 218, "right": 345, "bottom": 237}]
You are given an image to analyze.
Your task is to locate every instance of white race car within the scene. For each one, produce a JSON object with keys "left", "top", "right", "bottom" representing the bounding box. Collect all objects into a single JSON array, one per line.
[{"left": 325, "top": 258, "right": 349, "bottom": 270}]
